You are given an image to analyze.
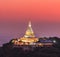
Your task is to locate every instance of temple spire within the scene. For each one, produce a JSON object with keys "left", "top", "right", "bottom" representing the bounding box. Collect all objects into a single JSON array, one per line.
[
  {"left": 24, "top": 21, "right": 35, "bottom": 38},
  {"left": 29, "top": 21, "right": 31, "bottom": 27}
]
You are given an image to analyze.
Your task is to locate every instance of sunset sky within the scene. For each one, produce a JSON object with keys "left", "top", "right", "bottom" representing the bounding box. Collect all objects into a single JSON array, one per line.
[{"left": 0, "top": 0, "right": 60, "bottom": 46}]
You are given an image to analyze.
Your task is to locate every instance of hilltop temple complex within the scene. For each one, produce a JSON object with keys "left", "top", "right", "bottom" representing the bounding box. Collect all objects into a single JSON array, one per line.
[{"left": 11, "top": 21, "right": 53, "bottom": 47}]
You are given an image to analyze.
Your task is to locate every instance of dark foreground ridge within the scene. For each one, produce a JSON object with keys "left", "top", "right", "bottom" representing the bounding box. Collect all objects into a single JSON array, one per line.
[{"left": 0, "top": 37, "right": 60, "bottom": 57}]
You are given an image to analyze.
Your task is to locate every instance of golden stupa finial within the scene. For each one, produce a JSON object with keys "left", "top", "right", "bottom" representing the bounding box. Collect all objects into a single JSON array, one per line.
[{"left": 29, "top": 21, "right": 31, "bottom": 27}]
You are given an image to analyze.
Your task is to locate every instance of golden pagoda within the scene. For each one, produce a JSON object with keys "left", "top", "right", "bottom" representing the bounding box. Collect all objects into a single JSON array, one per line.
[
  {"left": 12, "top": 21, "right": 38, "bottom": 45},
  {"left": 19, "top": 21, "right": 38, "bottom": 43}
]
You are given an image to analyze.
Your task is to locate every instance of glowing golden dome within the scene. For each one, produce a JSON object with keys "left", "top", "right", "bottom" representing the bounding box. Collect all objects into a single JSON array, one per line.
[{"left": 20, "top": 37, "right": 38, "bottom": 43}]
